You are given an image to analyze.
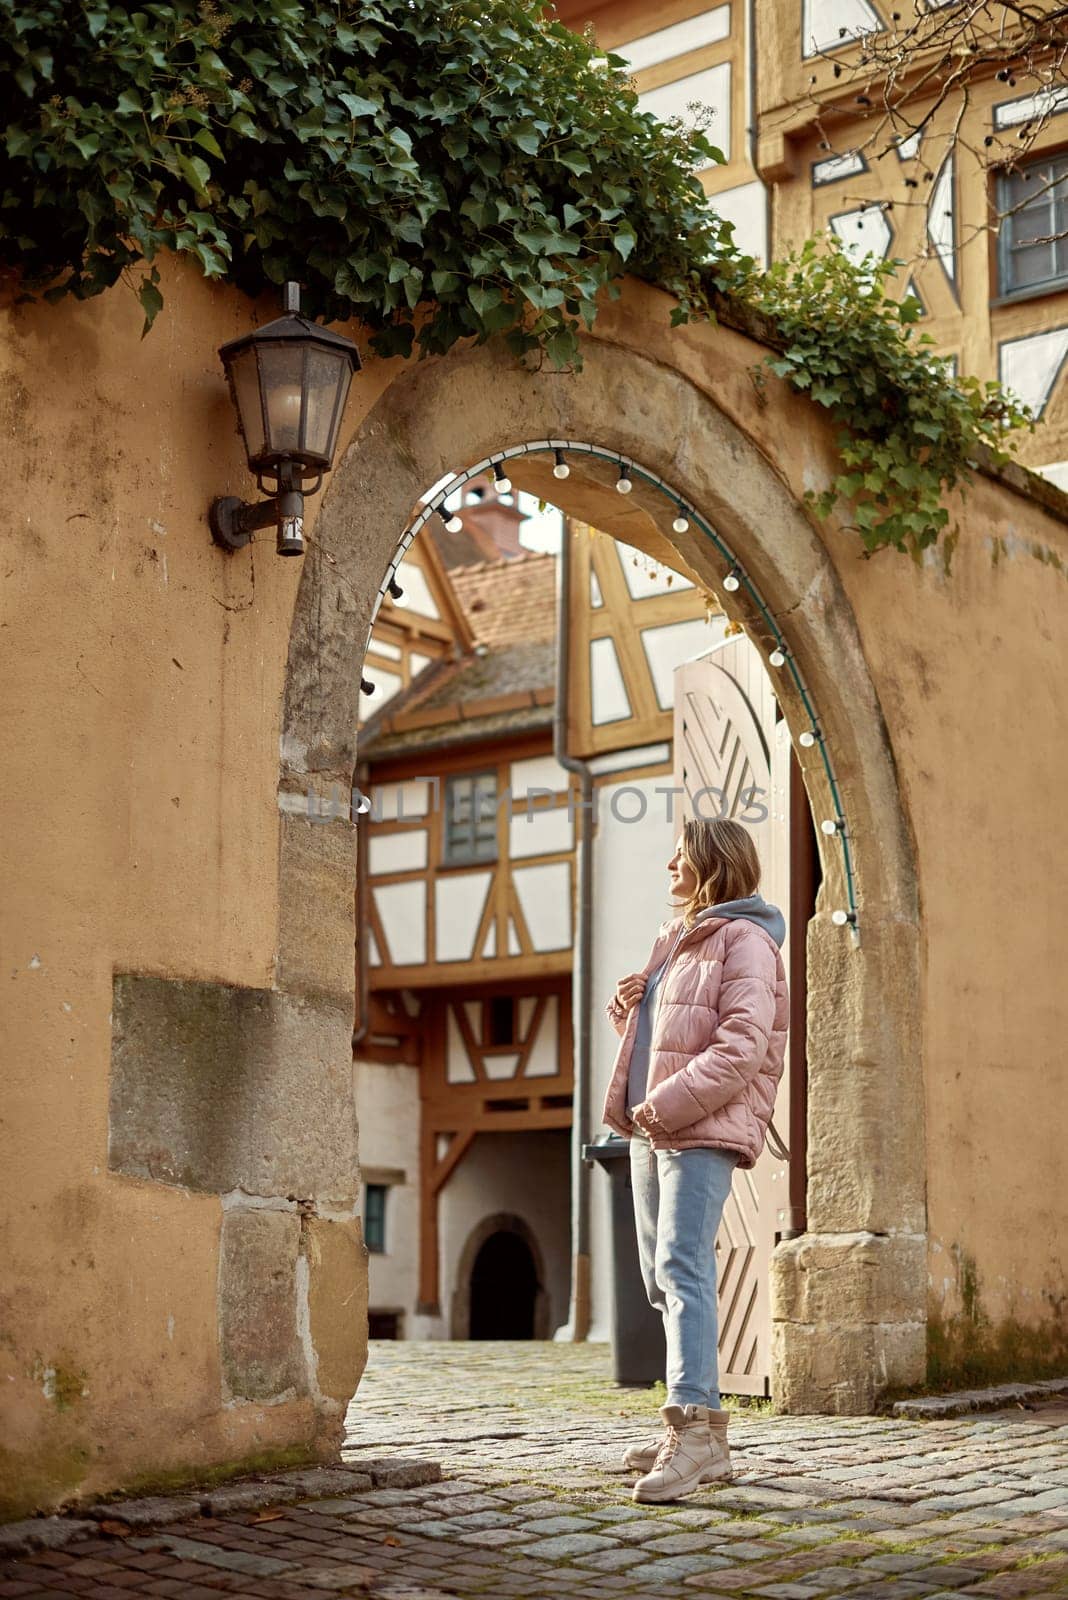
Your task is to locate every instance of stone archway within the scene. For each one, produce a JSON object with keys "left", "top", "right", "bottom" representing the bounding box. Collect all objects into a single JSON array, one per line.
[
  {"left": 278, "top": 329, "right": 924, "bottom": 1416},
  {"left": 451, "top": 1213, "right": 551, "bottom": 1342}
]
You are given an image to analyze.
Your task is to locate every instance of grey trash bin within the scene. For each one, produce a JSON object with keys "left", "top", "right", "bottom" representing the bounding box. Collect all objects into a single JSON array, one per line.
[{"left": 583, "top": 1135, "right": 666, "bottom": 1387}]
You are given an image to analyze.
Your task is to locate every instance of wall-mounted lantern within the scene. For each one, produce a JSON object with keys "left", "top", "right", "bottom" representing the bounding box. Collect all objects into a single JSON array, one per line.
[{"left": 209, "top": 282, "right": 361, "bottom": 557}]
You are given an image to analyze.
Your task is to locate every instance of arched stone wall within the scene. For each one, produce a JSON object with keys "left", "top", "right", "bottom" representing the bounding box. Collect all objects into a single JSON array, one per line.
[
  {"left": 278, "top": 332, "right": 924, "bottom": 1415},
  {"left": 450, "top": 1213, "right": 551, "bottom": 1342}
]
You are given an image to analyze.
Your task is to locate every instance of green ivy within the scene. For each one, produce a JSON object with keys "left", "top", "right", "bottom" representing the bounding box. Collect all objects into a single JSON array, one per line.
[
  {"left": 0, "top": 0, "right": 729, "bottom": 364},
  {"left": 717, "top": 239, "right": 1034, "bottom": 560},
  {"left": 1, "top": 1, "right": 1034, "bottom": 557}
]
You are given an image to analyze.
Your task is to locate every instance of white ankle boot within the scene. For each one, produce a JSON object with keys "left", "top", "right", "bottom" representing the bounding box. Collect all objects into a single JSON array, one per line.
[{"left": 632, "top": 1402, "right": 732, "bottom": 1503}]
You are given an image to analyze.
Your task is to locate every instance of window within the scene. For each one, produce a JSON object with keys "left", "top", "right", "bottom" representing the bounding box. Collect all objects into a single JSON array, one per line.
[
  {"left": 364, "top": 1183, "right": 387, "bottom": 1253},
  {"left": 443, "top": 770, "right": 497, "bottom": 863},
  {"left": 997, "top": 154, "right": 1068, "bottom": 297},
  {"left": 486, "top": 995, "right": 517, "bottom": 1046}
]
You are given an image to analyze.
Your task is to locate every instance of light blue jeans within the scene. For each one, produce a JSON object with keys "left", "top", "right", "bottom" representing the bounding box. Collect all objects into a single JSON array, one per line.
[{"left": 629, "top": 1133, "right": 739, "bottom": 1409}]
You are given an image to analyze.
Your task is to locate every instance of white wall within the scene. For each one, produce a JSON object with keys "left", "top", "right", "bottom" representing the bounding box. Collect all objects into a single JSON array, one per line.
[
  {"left": 439, "top": 1130, "right": 572, "bottom": 1340},
  {"left": 354, "top": 1056, "right": 421, "bottom": 1331},
  {"left": 587, "top": 766, "right": 681, "bottom": 1341}
]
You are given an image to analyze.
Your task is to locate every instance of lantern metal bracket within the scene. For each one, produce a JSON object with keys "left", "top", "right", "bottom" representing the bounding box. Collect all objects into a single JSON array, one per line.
[{"left": 210, "top": 462, "right": 306, "bottom": 557}]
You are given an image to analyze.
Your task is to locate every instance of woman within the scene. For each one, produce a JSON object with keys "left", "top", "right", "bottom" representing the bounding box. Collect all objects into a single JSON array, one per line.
[{"left": 602, "top": 816, "right": 790, "bottom": 1505}]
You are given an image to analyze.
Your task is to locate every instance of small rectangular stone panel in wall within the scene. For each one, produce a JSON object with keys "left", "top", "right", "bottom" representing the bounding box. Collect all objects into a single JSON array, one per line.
[{"left": 108, "top": 973, "right": 358, "bottom": 1208}]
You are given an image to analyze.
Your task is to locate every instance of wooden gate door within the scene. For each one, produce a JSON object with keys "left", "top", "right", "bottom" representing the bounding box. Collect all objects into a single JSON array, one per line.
[{"left": 672, "top": 635, "right": 795, "bottom": 1397}]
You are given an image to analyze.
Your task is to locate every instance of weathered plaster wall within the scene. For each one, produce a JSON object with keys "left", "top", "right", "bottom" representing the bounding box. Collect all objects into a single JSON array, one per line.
[
  {"left": 3, "top": 254, "right": 1066, "bottom": 1513},
  {"left": 0, "top": 260, "right": 386, "bottom": 1517}
]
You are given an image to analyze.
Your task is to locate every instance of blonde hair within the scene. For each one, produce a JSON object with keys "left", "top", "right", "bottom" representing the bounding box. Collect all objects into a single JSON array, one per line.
[{"left": 677, "top": 817, "right": 760, "bottom": 927}]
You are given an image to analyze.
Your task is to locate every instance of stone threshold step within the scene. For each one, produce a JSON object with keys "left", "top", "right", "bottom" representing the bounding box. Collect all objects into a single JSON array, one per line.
[
  {"left": 0, "top": 1454, "right": 441, "bottom": 1558},
  {"left": 890, "top": 1375, "right": 1068, "bottom": 1419}
]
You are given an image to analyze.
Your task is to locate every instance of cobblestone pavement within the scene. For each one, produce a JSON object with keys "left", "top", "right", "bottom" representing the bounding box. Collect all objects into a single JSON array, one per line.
[{"left": 4, "top": 1342, "right": 1068, "bottom": 1600}]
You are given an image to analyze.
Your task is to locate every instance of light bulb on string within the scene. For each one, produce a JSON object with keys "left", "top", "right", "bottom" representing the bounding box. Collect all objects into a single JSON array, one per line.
[
  {"left": 769, "top": 646, "right": 787, "bottom": 668},
  {"left": 672, "top": 508, "right": 689, "bottom": 533},
  {"left": 493, "top": 463, "right": 513, "bottom": 495},
  {"left": 442, "top": 508, "right": 463, "bottom": 534},
  {"left": 616, "top": 465, "right": 632, "bottom": 495},
  {"left": 831, "top": 909, "right": 857, "bottom": 927},
  {"left": 799, "top": 728, "right": 818, "bottom": 748},
  {"left": 387, "top": 576, "right": 404, "bottom": 601},
  {"left": 553, "top": 450, "right": 570, "bottom": 480},
  {"left": 723, "top": 567, "right": 741, "bottom": 592},
  {"left": 821, "top": 817, "right": 844, "bottom": 835}
]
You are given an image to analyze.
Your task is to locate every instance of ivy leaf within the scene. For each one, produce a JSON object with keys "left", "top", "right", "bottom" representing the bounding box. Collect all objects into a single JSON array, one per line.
[
  {"left": 192, "top": 128, "right": 224, "bottom": 160},
  {"left": 177, "top": 153, "right": 212, "bottom": 198},
  {"left": 137, "top": 274, "right": 163, "bottom": 338},
  {"left": 468, "top": 283, "right": 503, "bottom": 316},
  {"left": 613, "top": 225, "right": 637, "bottom": 260}
]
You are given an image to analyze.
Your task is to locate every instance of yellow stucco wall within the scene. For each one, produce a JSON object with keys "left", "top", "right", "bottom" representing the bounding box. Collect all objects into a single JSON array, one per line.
[{"left": 2, "top": 255, "right": 1066, "bottom": 1514}]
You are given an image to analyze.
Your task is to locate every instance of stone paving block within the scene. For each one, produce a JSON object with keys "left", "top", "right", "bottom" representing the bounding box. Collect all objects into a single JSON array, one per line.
[
  {"left": 517, "top": 1532, "right": 618, "bottom": 1559},
  {"left": 128, "top": 1534, "right": 292, "bottom": 1578},
  {"left": 519, "top": 1516, "right": 598, "bottom": 1536},
  {"left": 0, "top": 1521, "right": 98, "bottom": 1558},
  {"left": 571, "top": 1548, "right": 655, "bottom": 1572},
  {"left": 642, "top": 1532, "right": 730, "bottom": 1556},
  {"left": 617, "top": 1553, "right": 733, "bottom": 1581}
]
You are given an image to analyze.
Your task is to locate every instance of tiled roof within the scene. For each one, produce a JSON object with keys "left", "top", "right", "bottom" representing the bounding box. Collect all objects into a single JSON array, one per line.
[
  {"left": 450, "top": 551, "right": 556, "bottom": 647},
  {"left": 360, "top": 639, "right": 557, "bottom": 760}
]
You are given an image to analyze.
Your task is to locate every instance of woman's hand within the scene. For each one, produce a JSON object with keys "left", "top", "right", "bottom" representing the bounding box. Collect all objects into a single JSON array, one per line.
[{"left": 614, "top": 972, "right": 647, "bottom": 1013}]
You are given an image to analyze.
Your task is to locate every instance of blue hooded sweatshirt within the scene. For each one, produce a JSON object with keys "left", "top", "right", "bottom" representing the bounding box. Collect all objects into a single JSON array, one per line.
[{"left": 626, "top": 893, "right": 786, "bottom": 1115}]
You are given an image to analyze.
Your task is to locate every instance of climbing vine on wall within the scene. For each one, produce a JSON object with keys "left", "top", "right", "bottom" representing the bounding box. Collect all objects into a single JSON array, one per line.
[
  {"left": 718, "top": 241, "right": 1034, "bottom": 561},
  {"left": 1, "top": 0, "right": 1035, "bottom": 558}
]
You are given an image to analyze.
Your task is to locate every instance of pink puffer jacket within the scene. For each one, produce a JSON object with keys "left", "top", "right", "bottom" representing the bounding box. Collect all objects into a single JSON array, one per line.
[{"left": 601, "top": 914, "right": 789, "bottom": 1169}]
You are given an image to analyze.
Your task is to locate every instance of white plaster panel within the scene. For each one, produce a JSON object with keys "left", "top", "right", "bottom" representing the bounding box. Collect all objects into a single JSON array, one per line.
[
  {"left": 446, "top": 1006, "right": 477, "bottom": 1083},
  {"left": 353, "top": 1055, "right": 420, "bottom": 1324},
  {"left": 1036, "top": 460, "right": 1068, "bottom": 492},
  {"left": 482, "top": 922, "right": 497, "bottom": 957},
  {"left": 829, "top": 205, "right": 892, "bottom": 268},
  {"left": 435, "top": 870, "right": 492, "bottom": 963},
  {"left": 368, "top": 828, "right": 428, "bottom": 876},
  {"left": 484, "top": 1051, "right": 521, "bottom": 1081},
  {"left": 409, "top": 651, "right": 432, "bottom": 677},
  {"left": 802, "top": 0, "right": 881, "bottom": 57},
  {"left": 617, "top": 537, "right": 694, "bottom": 598},
  {"left": 895, "top": 129, "right": 922, "bottom": 161},
  {"left": 510, "top": 753, "right": 569, "bottom": 797},
  {"left": 373, "top": 780, "right": 431, "bottom": 822},
  {"left": 369, "top": 638, "right": 403, "bottom": 661},
  {"left": 524, "top": 995, "right": 559, "bottom": 1079},
  {"left": 590, "top": 568, "right": 603, "bottom": 607},
  {"left": 588, "top": 742, "right": 672, "bottom": 776},
  {"left": 927, "top": 155, "right": 956, "bottom": 285},
  {"left": 367, "top": 926, "right": 381, "bottom": 968},
  {"left": 616, "top": 6, "right": 729, "bottom": 72},
  {"left": 709, "top": 180, "right": 768, "bottom": 265},
  {"left": 372, "top": 880, "right": 426, "bottom": 965},
  {"left": 509, "top": 804, "right": 574, "bottom": 861},
  {"left": 518, "top": 996, "right": 537, "bottom": 1036},
  {"left": 358, "top": 663, "right": 403, "bottom": 721},
  {"left": 999, "top": 328, "right": 1068, "bottom": 418},
  {"left": 507, "top": 919, "right": 521, "bottom": 956},
  {"left": 512, "top": 862, "right": 572, "bottom": 951},
  {"left": 639, "top": 62, "right": 730, "bottom": 163},
  {"left": 393, "top": 561, "right": 439, "bottom": 619},
  {"left": 640, "top": 618, "right": 718, "bottom": 710},
  {"left": 590, "top": 636, "right": 631, "bottom": 724}
]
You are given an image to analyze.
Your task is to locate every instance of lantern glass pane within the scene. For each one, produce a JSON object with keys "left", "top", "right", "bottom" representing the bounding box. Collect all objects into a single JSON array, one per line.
[
  {"left": 303, "top": 347, "right": 350, "bottom": 462},
  {"left": 228, "top": 347, "right": 265, "bottom": 462},
  {"left": 260, "top": 343, "right": 305, "bottom": 456}
]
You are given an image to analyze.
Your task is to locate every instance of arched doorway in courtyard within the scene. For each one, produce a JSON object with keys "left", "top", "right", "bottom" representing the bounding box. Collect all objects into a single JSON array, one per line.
[{"left": 279, "top": 325, "right": 924, "bottom": 1416}]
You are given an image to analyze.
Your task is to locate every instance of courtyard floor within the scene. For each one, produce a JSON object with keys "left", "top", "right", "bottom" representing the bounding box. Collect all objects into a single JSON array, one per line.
[{"left": 4, "top": 1341, "right": 1068, "bottom": 1599}]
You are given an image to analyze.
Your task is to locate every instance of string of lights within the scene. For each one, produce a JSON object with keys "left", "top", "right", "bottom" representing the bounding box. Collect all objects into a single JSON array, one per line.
[{"left": 365, "top": 440, "right": 860, "bottom": 941}]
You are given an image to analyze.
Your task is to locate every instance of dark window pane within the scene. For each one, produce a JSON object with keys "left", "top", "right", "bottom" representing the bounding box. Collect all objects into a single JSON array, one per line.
[
  {"left": 487, "top": 995, "right": 516, "bottom": 1045},
  {"left": 365, "top": 1183, "right": 387, "bottom": 1253},
  {"left": 444, "top": 771, "right": 498, "bottom": 862},
  {"left": 999, "top": 156, "right": 1068, "bottom": 294}
]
